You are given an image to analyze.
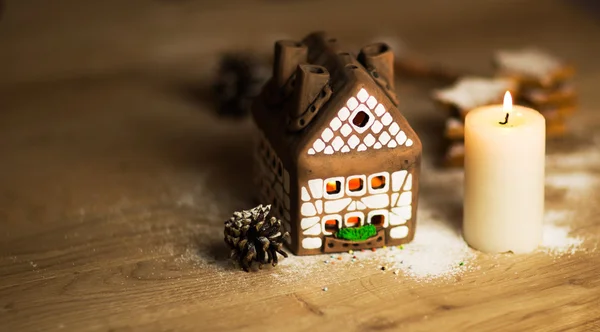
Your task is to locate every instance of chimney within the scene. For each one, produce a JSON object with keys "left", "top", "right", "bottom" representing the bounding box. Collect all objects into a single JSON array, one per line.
[
  {"left": 291, "top": 64, "right": 330, "bottom": 118},
  {"left": 358, "top": 42, "right": 395, "bottom": 90},
  {"left": 273, "top": 40, "right": 308, "bottom": 89}
]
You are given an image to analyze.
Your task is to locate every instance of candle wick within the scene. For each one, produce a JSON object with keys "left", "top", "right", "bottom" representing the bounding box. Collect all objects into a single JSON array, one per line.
[{"left": 499, "top": 113, "right": 509, "bottom": 125}]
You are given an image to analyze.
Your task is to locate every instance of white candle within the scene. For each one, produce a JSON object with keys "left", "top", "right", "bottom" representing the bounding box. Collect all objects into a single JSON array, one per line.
[{"left": 463, "top": 91, "right": 545, "bottom": 254}]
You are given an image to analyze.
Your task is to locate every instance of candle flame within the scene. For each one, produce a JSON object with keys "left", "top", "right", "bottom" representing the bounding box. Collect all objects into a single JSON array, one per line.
[{"left": 503, "top": 91, "right": 513, "bottom": 112}]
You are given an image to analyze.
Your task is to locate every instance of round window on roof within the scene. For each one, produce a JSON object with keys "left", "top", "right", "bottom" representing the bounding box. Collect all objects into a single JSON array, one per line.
[{"left": 352, "top": 111, "right": 370, "bottom": 128}]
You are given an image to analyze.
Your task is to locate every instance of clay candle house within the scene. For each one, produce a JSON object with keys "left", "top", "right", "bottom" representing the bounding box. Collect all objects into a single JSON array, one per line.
[{"left": 251, "top": 32, "right": 422, "bottom": 255}]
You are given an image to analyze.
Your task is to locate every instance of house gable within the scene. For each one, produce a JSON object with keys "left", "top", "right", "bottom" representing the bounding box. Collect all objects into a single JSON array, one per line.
[{"left": 307, "top": 86, "right": 415, "bottom": 156}]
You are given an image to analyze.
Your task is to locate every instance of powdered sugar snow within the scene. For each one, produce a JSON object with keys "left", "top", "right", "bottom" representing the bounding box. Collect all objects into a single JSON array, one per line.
[{"left": 379, "top": 210, "right": 475, "bottom": 282}]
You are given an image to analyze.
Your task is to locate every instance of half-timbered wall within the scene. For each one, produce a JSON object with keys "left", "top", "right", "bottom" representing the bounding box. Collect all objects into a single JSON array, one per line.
[{"left": 298, "top": 169, "right": 415, "bottom": 250}]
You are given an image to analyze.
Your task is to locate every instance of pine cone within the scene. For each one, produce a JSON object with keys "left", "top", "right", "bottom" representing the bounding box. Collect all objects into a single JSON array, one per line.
[{"left": 224, "top": 204, "right": 289, "bottom": 272}]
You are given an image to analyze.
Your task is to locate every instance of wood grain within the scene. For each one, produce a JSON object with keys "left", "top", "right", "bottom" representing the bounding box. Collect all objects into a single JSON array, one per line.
[{"left": 1, "top": 0, "right": 600, "bottom": 331}]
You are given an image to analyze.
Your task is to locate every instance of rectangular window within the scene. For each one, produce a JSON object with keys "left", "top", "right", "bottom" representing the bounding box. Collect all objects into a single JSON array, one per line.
[
  {"left": 371, "top": 176, "right": 386, "bottom": 189},
  {"left": 370, "top": 214, "right": 385, "bottom": 227},
  {"left": 346, "top": 175, "right": 366, "bottom": 196},
  {"left": 323, "top": 177, "right": 345, "bottom": 199},
  {"left": 348, "top": 177, "right": 363, "bottom": 191},
  {"left": 324, "top": 218, "right": 340, "bottom": 234},
  {"left": 326, "top": 181, "right": 341, "bottom": 195},
  {"left": 368, "top": 172, "right": 389, "bottom": 194}
]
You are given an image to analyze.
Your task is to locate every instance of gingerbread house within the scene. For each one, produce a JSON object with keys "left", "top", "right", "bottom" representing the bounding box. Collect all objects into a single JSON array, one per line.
[{"left": 251, "top": 32, "right": 422, "bottom": 255}]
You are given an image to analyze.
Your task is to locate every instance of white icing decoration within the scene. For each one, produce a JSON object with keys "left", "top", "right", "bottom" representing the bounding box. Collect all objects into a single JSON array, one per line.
[
  {"left": 315, "top": 200, "right": 323, "bottom": 214},
  {"left": 371, "top": 120, "right": 383, "bottom": 134},
  {"left": 330, "top": 117, "right": 342, "bottom": 131},
  {"left": 347, "top": 201, "right": 357, "bottom": 211},
  {"left": 364, "top": 134, "right": 376, "bottom": 147},
  {"left": 301, "top": 202, "right": 317, "bottom": 217},
  {"left": 397, "top": 191, "right": 412, "bottom": 206},
  {"left": 340, "top": 124, "right": 352, "bottom": 137},
  {"left": 392, "top": 170, "right": 407, "bottom": 191},
  {"left": 357, "top": 88, "right": 369, "bottom": 102},
  {"left": 324, "top": 198, "right": 352, "bottom": 213},
  {"left": 389, "top": 122, "right": 400, "bottom": 135},
  {"left": 308, "top": 179, "right": 323, "bottom": 199},
  {"left": 389, "top": 211, "right": 407, "bottom": 226},
  {"left": 361, "top": 194, "right": 389, "bottom": 209},
  {"left": 392, "top": 206, "right": 412, "bottom": 219},
  {"left": 348, "top": 135, "right": 360, "bottom": 149},
  {"left": 347, "top": 96, "right": 359, "bottom": 110},
  {"left": 331, "top": 136, "right": 344, "bottom": 151},
  {"left": 301, "top": 187, "right": 310, "bottom": 201},
  {"left": 303, "top": 224, "right": 321, "bottom": 236},
  {"left": 313, "top": 139, "right": 325, "bottom": 152},
  {"left": 301, "top": 216, "right": 320, "bottom": 229},
  {"left": 356, "top": 201, "right": 367, "bottom": 210},
  {"left": 404, "top": 174, "right": 413, "bottom": 191},
  {"left": 302, "top": 237, "right": 322, "bottom": 249},
  {"left": 391, "top": 192, "right": 399, "bottom": 206},
  {"left": 390, "top": 226, "right": 409, "bottom": 239},
  {"left": 395, "top": 131, "right": 407, "bottom": 145},
  {"left": 379, "top": 131, "right": 391, "bottom": 145},
  {"left": 366, "top": 96, "right": 378, "bottom": 109},
  {"left": 322, "top": 128, "right": 334, "bottom": 142},
  {"left": 381, "top": 112, "right": 393, "bottom": 126}
]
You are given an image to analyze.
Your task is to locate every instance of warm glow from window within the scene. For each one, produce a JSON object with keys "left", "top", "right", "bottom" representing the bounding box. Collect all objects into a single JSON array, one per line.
[
  {"left": 371, "top": 176, "right": 386, "bottom": 189},
  {"left": 326, "top": 181, "right": 341, "bottom": 195},
  {"left": 370, "top": 215, "right": 385, "bottom": 227},
  {"left": 348, "top": 178, "right": 363, "bottom": 192},
  {"left": 346, "top": 216, "right": 361, "bottom": 227},
  {"left": 324, "top": 219, "right": 339, "bottom": 233}
]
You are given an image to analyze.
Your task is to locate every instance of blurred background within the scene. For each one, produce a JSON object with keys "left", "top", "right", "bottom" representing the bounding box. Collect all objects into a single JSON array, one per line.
[
  {"left": 0, "top": 0, "right": 598, "bottom": 88},
  {"left": 1, "top": 1, "right": 600, "bottom": 330}
]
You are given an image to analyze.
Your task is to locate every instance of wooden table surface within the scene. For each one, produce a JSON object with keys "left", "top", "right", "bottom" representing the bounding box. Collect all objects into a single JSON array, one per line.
[{"left": 1, "top": 0, "right": 600, "bottom": 331}]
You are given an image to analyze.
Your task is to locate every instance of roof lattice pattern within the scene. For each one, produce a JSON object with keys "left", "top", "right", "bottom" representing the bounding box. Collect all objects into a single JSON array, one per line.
[{"left": 308, "top": 88, "right": 413, "bottom": 155}]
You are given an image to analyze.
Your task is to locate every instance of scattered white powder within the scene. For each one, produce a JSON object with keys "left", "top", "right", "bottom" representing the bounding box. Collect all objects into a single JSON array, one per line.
[
  {"left": 159, "top": 146, "right": 597, "bottom": 285},
  {"left": 539, "top": 210, "right": 585, "bottom": 256},
  {"left": 379, "top": 211, "right": 476, "bottom": 282},
  {"left": 541, "top": 224, "right": 583, "bottom": 256}
]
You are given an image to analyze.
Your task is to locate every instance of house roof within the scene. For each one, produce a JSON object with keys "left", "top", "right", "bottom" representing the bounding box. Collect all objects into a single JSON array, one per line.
[{"left": 251, "top": 32, "right": 420, "bottom": 167}]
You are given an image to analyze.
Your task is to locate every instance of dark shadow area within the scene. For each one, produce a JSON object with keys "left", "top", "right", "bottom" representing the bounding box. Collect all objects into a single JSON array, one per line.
[
  {"left": 569, "top": 0, "right": 600, "bottom": 19},
  {"left": 173, "top": 52, "right": 270, "bottom": 121},
  {"left": 199, "top": 237, "right": 236, "bottom": 271},
  {"left": 172, "top": 81, "right": 252, "bottom": 121}
]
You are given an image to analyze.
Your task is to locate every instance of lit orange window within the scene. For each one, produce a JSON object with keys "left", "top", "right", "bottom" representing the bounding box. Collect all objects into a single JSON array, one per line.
[
  {"left": 370, "top": 215, "right": 385, "bottom": 227},
  {"left": 346, "top": 216, "right": 361, "bottom": 228},
  {"left": 326, "top": 181, "right": 341, "bottom": 195},
  {"left": 371, "top": 176, "right": 386, "bottom": 189},
  {"left": 324, "top": 219, "right": 339, "bottom": 233},
  {"left": 348, "top": 177, "right": 363, "bottom": 192}
]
